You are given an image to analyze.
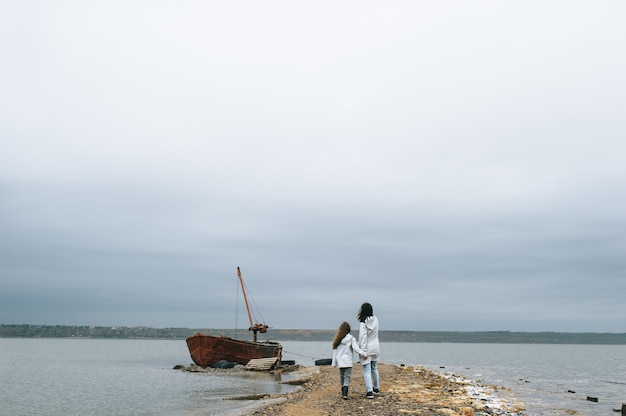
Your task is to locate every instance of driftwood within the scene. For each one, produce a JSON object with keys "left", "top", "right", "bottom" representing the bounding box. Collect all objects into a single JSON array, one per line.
[{"left": 245, "top": 357, "right": 279, "bottom": 371}]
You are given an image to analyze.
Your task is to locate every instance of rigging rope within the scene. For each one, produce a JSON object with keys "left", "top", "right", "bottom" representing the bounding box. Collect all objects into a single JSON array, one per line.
[
  {"left": 232, "top": 269, "right": 268, "bottom": 331},
  {"left": 234, "top": 274, "right": 240, "bottom": 334},
  {"left": 282, "top": 349, "right": 325, "bottom": 361},
  {"left": 240, "top": 274, "right": 267, "bottom": 325},
  {"left": 247, "top": 287, "right": 266, "bottom": 324}
]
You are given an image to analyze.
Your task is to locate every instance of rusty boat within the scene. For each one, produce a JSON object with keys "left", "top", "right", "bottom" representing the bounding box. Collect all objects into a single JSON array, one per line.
[{"left": 186, "top": 267, "right": 282, "bottom": 367}]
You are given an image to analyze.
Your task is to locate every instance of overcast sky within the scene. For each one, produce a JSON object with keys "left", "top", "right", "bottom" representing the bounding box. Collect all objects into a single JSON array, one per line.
[{"left": 1, "top": 1, "right": 625, "bottom": 333}]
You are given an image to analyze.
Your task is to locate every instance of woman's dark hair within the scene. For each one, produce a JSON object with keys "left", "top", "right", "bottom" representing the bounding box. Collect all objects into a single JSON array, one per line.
[
  {"left": 332, "top": 322, "right": 351, "bottom": 349},
  {"left": 357, "top": 302, "right": 373, "bottom": 322}
]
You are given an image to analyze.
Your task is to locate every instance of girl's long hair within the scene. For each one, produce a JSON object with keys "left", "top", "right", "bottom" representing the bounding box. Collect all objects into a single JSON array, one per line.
[
  {"left": 357, "top": 302, "right": 374, "bottom": 323},
  {"left": 332, "top": 322, "right": 351, "bottom": 349}
]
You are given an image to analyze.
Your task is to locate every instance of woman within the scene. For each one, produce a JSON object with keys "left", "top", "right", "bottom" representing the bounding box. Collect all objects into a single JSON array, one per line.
[{"left": 357, "top": 302, "right": 380, "bottom": 398}]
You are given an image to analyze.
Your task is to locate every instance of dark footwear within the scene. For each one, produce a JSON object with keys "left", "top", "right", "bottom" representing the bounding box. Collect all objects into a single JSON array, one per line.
[
  {"left": 366, "top": 391, "right": 374, "bottom": 399},
  {"left": 342, "top": 386, "right": 348, "bottom": 400},
  {"left": 373, "top": 388, "right": 380, "bottom": 394}
]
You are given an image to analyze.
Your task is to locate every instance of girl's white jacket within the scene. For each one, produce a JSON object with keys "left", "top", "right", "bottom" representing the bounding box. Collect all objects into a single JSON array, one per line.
[
  {"left": 358, "top": 315, "right": 380, "bottom": 364},
  {"left": 332, "top": 333, "right": 366, "bottom": 368}
]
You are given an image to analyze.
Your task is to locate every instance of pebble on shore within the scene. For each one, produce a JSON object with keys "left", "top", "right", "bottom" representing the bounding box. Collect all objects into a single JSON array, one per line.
[{"left": 247, "top": 363, "right": 527, "bottom": 416}]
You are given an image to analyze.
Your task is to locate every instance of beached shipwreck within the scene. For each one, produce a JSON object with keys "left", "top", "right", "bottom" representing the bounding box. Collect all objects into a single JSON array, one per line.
[{"left": 186, "top": 267, "right": 282, "bottom": 368}]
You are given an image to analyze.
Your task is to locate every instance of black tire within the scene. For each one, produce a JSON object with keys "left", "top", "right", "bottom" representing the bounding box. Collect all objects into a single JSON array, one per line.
[{"left": 211, "top": 360, "right": 237, "bottom": 369}]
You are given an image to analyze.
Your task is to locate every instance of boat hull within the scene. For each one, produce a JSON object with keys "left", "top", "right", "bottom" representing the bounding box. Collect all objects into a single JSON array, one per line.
[{"left": 186, "top": 333, "right": 282, "bottom": 367}]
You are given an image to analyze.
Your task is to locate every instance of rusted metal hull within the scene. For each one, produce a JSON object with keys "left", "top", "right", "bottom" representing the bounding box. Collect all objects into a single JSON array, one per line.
[{"left": 186, "top": 333, "right": 282, "bottom": 368}]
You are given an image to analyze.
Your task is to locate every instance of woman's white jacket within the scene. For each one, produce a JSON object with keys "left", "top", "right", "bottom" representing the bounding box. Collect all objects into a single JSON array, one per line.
[
  {"left": 358, "top": 315, "right": 380, "bottom": 364},
  {"left": 332, "top": 333, "right": 366, "bottom": 368}
]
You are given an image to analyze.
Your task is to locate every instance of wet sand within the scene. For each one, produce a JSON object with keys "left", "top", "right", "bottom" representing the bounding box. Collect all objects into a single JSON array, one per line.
[{"left": 241, "top": 363, "right": 527, "bottom": 416}]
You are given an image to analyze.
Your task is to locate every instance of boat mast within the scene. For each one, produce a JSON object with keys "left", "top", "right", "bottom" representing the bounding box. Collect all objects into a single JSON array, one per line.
[{"left": 237, "top": 267, "right": 268, "bottom": 342}]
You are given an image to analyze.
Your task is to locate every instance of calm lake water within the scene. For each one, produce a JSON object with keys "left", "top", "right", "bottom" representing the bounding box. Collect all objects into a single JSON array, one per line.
[{"left": 1, "top": 338, "right": 625, "bottom": 416}]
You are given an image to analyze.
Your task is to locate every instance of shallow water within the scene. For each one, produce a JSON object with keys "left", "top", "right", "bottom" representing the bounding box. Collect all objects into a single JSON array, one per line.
[
  {"left": 0, "top": 338, "right": 294, "bottom": 416},
  {"left": 282, "top": 341, "right": 626, "bottom": 415},
  {"left": 1, "top": 338, "right": 625, "bottom": 416}
]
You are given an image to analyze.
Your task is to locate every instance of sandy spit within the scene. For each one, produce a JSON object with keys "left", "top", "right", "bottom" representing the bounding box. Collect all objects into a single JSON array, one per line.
[{"left": 234, "top": 363, "right": 528, "bottom": 416}]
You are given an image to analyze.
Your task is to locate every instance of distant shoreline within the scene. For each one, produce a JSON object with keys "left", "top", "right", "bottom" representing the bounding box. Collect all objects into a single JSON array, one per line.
[{"left": 2, "top": 324, "right": 626, "bottom": 344}]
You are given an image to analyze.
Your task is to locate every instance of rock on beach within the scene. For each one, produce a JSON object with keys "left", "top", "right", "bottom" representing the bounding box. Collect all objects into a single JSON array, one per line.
[{"left": 247, "top": 363, "right": 526, "bottom": 416}]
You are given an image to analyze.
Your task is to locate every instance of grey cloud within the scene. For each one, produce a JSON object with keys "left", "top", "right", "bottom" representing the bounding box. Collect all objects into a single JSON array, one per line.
[{"left": 1, "top": 1, "right": 625, "bottom": 332}]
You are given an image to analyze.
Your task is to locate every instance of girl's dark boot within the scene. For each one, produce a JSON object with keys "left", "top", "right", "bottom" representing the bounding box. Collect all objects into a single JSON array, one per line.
[{"left": 342, "top": 386, "right": 348, "bottom": 399}]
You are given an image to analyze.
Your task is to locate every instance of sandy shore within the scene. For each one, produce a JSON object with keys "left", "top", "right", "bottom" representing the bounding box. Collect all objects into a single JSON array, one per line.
[{"left": 241, "top": 363, "right": 527, "bottom": 416}]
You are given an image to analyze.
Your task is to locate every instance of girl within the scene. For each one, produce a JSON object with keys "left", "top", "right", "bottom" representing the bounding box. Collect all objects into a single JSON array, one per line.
[
  {"left": 357, "top": 302, "right": 380, "bottom": 399},
  {"left": 331, "top": 321, "right": 367, "bottom": 400}
]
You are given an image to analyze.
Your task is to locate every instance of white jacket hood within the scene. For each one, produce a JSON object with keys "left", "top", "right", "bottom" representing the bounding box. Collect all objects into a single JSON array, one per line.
[
  {"left": 364, "top": 315, "right": 378, "bottom": 331},
  {"left": 332, "top": 333, "right": 366, "bottom": 368},
  {"left": 339, "top": 334, "right": 353, "bottom": 345},
  {"left": 358, "top": 315, "right": 380, "bottom": 364}
]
